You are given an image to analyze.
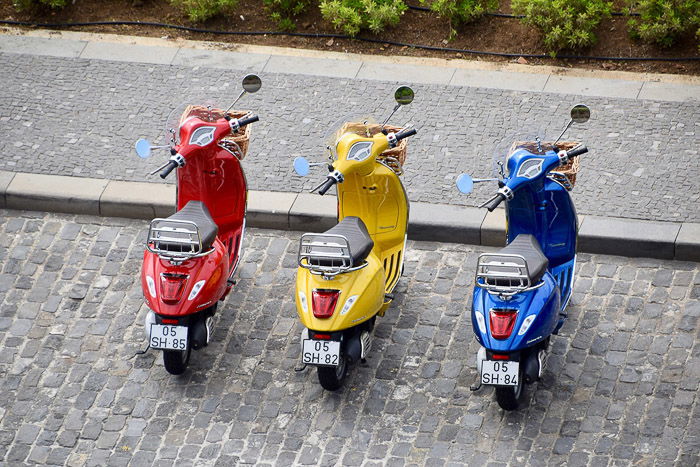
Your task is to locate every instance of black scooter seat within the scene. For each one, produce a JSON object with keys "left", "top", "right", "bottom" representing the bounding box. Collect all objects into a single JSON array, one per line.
[
  {"left": 318, "top": 216, "right": 374, "bottom": 265},
  {"left": 164, "top": 201, "right": 218, "bottom": 250},
  {"left": 496, "top": 234, "right": 548, "bottom": 284}
]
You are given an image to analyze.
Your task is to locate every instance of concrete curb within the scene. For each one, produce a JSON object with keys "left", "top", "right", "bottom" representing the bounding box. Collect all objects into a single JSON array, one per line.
[
  {"left": 1, "top": 170, "right": 697, "bottom": 261},
  {"left": 1, "top": 29, "right": 699, "bottom": 102}
]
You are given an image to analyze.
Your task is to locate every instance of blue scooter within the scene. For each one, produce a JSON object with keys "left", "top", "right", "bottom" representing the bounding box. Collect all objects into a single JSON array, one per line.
[{"left": 456, "top": 104, "right": 591, "bottom": 410}]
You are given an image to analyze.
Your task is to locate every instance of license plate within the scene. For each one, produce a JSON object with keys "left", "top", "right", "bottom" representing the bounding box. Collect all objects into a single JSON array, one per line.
[
  {"left": 481, "top": 360, "right": 519, "bottom": 386},
  {"left": 302, "top": 339, "right": 340, "bottom": 366},
  {"left": 150, "top": 324, "right": 188, "bottom": 350}
]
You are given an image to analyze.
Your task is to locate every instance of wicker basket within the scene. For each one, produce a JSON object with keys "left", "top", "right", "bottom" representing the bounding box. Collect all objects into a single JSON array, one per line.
[
  {"left": 510, "top": 141, "right": 581, "bottom": 189},
  {"left": 181, "top": 105, "right": 252, "bottom": 159},
  {"left": 339, "top": 122, "right": 408, "bottom": 175}
]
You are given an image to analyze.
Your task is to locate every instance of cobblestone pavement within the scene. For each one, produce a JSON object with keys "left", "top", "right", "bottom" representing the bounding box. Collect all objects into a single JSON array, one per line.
[
  {"left": 0, "top": 209, "right": 699, "bottom": 466},
  {"left": 1, "top": 52, "right": 699, "bottom": 222}
]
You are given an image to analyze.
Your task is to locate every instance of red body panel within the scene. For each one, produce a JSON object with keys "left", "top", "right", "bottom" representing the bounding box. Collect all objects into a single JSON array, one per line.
[{"left": 141, "top": 115, "right": 248, "bottom": 317}]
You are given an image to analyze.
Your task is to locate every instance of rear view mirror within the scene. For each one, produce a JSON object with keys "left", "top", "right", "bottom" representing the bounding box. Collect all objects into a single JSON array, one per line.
[
  {"left": 456, "top": 173, "right": 474, "bottom": 194},
  {"left": 135, "top": 139, "right": 152, "bottom": 159},
  {"left": 242, "top": 74, "right": 262, "bottom": 94},
  {"left": 394, "top": 86, "right": 414, "bottom": 106},
  {"left": 571, "top": 104, "right": 590, "bottom": 124},
  {"left": 293, "top": 157, "right": 310, "bottom": 176}
]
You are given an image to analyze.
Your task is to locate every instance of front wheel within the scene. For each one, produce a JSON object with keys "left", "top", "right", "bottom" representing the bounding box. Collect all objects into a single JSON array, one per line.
[
  {"left": 494, "top": 366, "right": 524, "bottom": 411},
  {"left": 163, "top": 346, "right": 191, "bottom": 375},
  {"left": 317, "top": 357, "right": 348, "bottom": 391}
]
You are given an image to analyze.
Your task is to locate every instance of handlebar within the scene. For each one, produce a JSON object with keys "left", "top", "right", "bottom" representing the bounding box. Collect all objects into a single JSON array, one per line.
[
  {"left": 395, "top": 128, "right": 417, "bottom": 141},
  {"left": 237, "top": 114, "right": 259, "bottom": 128},
  {"left": 159, "top": 160, "right": 179, "bottom": 179},
  {"left": 481, "top": 193, "right": 505, "bottom": 212},
  {"left": 226, "top": 114, "right": 259, "bottom": 133},
  {"left": 317, "top": 177, "right": 337, "bottom": 196},
  {"left": 567, "top": 145, "right": 588, "bottom": 158}
]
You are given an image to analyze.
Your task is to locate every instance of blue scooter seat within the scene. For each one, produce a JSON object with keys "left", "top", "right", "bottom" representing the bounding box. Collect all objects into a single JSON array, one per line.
[{"left": 496, "top": 234, "right": 548, "bottom": 284}]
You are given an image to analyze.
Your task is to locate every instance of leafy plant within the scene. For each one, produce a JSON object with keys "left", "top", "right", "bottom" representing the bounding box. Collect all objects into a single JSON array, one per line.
[
  {"left": 319, "top": 0, "right": 408, "bottom": 37},
  {"left": 264, "top": 0, "right": 310, "bottom": 31},
  {"left": 13, "top": 0, "right": 68, "bottom": 11},
  {"left": 511, "top": 0, "right": 613, "bottom": 54},
  {"left": 627, "top": 0, "right": 700, "bottom": 47},
  {"left": 169, "top": 0, "right": 239, "bottom": 22},
  {"left": 421, "top": 0, "right": 497, "bottom": 40}
]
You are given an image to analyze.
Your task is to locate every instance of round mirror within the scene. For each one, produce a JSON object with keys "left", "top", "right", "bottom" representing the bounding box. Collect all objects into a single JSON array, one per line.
[
  {"left": 571, "top": 104, "right": 590, "bottom": 124},
  {"left": 135, "top": 139, "right": 152, "bottom": 159},
  {"left": 394, "top": 86, "right": 414, "bottom": 106},
  {"left": 456, "top": 173, "right": 474, "bottom": 194},
  {"left": 242, "top": 74, "right": 262, "bottom": 94},
  {"left": 293, "top": 157, "right": 310, "bottom": 177}
]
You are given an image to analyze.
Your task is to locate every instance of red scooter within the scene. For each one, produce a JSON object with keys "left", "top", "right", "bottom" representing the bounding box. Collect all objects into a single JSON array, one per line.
[{"left": 134, "top": 75, "right": 262, "bottom": 374}]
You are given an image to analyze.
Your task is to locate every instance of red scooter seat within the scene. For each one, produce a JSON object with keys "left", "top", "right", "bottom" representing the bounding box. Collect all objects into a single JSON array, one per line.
[{"left": 165, "top": 201, "right": 219, "bottom": 250}]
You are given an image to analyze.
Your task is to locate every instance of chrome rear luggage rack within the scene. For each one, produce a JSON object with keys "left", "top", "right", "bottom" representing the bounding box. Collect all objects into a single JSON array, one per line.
[
  {"left": 298, "top": 233, "right": 366, "bottom": 278},
  {"left": 146, "top": 218, "right": 211, "bottom": 262},
  {"left": 475, "top": 253, "right": 543, "bottom": 296}
]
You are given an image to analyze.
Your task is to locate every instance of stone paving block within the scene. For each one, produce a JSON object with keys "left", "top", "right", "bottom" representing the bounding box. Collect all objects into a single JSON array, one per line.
[
  {"left": 246, "top": 190, "right": 296, "bottom": 230},
  {"left": 100, "top": 180, "right": 175, "bottom": 220},
  {"left": 638, "top": 82, "right": 700, "bottom": 102},
  {"left": 544, "top": 75, "right": 643, "bottom": 99},
  {"left": 80, "top": 42, "right": 178, "bottom": 65},
  {"left": 0, "top": 170, "right": 15, "bottom": 208},
  {"left": 6, "top": 173, "right": 107, "bottom": 215},
  {"left": 450, "top": 69, "right": 548, "bottom": 92},
  {"left": 356, "top": 62, "right": 455, "bottom": 84},
  {"left": 408, "top": 202, "right": 483, "bottom": 244},
  {"left": 263, "top": 55, "right": 362, "bottom": 79},
  {"left": 578, "top": 215, "right": 679, "bottom": 259},
  {"left": 288, "top": 192, "right": 337, "bottom": 232},
  {"left": 172, "top": 48, "right": 270, "bottom": 71},
  {"left": 675, "top": 223, "right": 700, "bottom": 262},
  {"left": 0, "top": 35, "right": 86, "bottom": 58}
]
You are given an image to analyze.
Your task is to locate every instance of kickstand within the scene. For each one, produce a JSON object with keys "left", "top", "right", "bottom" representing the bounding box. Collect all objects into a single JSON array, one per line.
[
  {"left": 469, "top": 381, "right": 482, "bottom": 392},
  {"left": 294, "top": 363, "right": 307, "bottom": 372},
  {"left": 134, "top": 343, "right": 151, "bottom": 356}
]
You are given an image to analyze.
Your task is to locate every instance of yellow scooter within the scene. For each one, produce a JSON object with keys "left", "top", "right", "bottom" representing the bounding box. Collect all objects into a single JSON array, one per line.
[{"left": 292, "top": 87, "right": 417, "bottom": 390}]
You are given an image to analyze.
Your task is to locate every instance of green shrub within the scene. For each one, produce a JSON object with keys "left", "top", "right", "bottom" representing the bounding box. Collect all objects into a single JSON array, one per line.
[
  {"left": 627, "top": 0, "right": 700, "bottom": 47},
  {"left": 421, "top": 0, "right": 497, "bottom": 40},
  {"left": 264, "top": 0, "right": 310, "bottom": 31},
  {"left": 169, "top": 0, "right": 239, "bottom": 22},
  {"left": 13, "top": 0, "right": 68, "bottom": 11},
  {"left": 511, "top": 0, "right": 613, "bottom": 54},
  {"left": 319, "top": 0, "right": 408, "bottom": 36}
]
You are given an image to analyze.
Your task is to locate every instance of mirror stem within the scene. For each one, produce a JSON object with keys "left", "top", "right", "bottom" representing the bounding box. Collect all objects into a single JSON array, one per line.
[
  {"left": 225, "top": 89, "right": 247, "bottom": 114},
  {"left": 554, "top": 119, "right": 573, "bottom": 144},
  {"left": 381, "top": 104, "right": 401, "bottom": 129}
]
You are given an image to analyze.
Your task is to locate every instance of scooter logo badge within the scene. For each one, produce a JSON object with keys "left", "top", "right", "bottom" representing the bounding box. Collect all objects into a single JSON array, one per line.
[
  {"left": 516, "top": 158, "right": 544, "bottom": 179},
  {"left": 189, "top": 126, "right": 216, "bottom": 147}
]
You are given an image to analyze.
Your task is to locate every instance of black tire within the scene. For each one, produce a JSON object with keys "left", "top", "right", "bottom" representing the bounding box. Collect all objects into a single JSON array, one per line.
[
  {"left": 495, "top": 365, "right": 524, "bottom": 411},
  {"left": 163, "top": 346, "right": 191, "bottom": 375},
  {"left": 317, "top": 357, "right": 348, "bottom": 391}
]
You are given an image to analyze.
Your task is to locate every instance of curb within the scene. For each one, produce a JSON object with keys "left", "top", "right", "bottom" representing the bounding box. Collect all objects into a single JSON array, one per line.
[
  {"left": 1, "top": 30, "right": 699, "bottom": 102},
  {"left": 1, "top": 170, "right": 697, "bottom": 262}
]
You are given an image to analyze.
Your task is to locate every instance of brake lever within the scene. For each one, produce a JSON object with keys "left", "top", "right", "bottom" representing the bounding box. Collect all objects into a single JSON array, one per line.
[
  {"left": 309, "top": 180, "right": 326, "bottom": 193},
  {"left": 148, "top": 161, "right": 172, "bottom": 176}
]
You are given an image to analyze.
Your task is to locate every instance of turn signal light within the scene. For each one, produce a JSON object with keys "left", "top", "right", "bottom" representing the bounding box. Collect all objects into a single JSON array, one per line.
[
  {"left": 489, "top": 309, "right": 518, "bottom": 340},
  {"left": 312, "top": 290, "right": 340, "bottom": 319}
]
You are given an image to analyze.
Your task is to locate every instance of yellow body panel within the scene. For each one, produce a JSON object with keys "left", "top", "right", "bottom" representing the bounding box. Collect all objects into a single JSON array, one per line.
[{"left": 294, "top": 131, "right": 409, "bottom": 331}]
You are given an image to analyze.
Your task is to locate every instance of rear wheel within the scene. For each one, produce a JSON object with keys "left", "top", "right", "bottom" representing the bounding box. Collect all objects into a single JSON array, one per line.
[
  {"left": 163, "top": 346, "right": 191, "bottom": 375},
  {"left": 317, "top": 357, "right": 348, "bottom": 391},
  {"left": 495, "top": 365, "right": 524, "bottom": 411}
]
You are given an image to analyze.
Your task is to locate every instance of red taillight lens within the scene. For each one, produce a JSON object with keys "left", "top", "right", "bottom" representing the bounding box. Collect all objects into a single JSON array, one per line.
[
  {"left": 312, "top": 290, "right": 340, "bottom": 319},
  {"left": 160, "top": 275, "right": 187, "bottom": 302},
  {"left": 313, "top": 333, "right": 331, "bottom": 340},
  {"left": 489, "top": 309, "right": 518, "bottom": 340},
  {"left": 162, "top": 318, "right": 179, "bottom": 324},
  {"left": 492, "top": 354, "right": 509, "bottom": 360}
]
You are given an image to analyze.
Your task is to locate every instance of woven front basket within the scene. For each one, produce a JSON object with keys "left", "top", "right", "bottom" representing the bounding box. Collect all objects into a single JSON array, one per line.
[
  {"left": 181, "top": 105, "right": 252, "bottom": 159},
  {"left": 510, "top": 141, "right": 581, "bottom": 189},
  {"left": 339, "top": 122, "right": 408, "bottom": 175}
]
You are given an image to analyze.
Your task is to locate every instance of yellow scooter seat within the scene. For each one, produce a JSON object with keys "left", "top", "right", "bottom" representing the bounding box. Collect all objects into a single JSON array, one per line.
[{"left": 314, "top": 216, "right": 374, "bottom": 266}]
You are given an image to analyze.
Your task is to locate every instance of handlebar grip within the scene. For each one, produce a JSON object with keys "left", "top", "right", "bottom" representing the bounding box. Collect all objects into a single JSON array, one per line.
[
  {"left": 317, "top": 177, "right": 337, "bottom": 196},
  {"left": 395, "top": 128, "right": 417, "bottom": 141},
  {"left": 238, "top": 114, "right": 259, "bottom": 127},
  {"left": 483, "top": 193, "right": 505, "bottom": 212},
  {"left": 567, "top": 145, "right": 588, "bottom": 158},
  {"left": 160, "top": 160, "right": 178, "bottom": 179}
]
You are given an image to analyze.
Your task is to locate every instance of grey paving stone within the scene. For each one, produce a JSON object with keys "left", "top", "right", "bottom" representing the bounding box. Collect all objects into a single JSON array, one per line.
[
  {"left": 264, "top": 55, "right": 362, "bottom": 79},
  {"left": 80, "top": 42, "right": 178, "bottom": 65},
  {"left": 0, "top": 35, "right": 86, "bottom": 58},
  {"left": 172, "top": 48, "right": 270, "bottom": 71}
]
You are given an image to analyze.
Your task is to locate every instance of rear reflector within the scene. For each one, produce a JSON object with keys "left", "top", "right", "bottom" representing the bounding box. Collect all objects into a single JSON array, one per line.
[
  {"left": 312, "top": 290, "right": 340, "bottom": 319},
  {"left": 313, "top": 333, "right": 331, "bottom": 340},
  {"left": 492, "top": 354, "right": 509, "bottom": 360},
  {"left": 161, "top": 318, "right": 178, "bottom": 325},
  {"left": 489, "top": 309, "right": 518, "bottom": 340}
]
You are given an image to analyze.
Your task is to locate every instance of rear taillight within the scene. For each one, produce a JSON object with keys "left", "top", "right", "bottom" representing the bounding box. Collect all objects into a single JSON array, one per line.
[
  {"left": 313, "top": 333, "right": 331, "bottom": 340},
  {"left": 160, "top": 275, "right": 187, "bottom": 302},
  {"left": 312, "top": 290, "right": 340, "bottom": 319},
  {"left": 489, "top": 309, "right": 518, "bottom": 340}
]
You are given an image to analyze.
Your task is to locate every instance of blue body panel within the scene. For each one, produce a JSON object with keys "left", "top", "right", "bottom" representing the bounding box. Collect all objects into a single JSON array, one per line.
[{"left": 471, "top": 148, "right": 577, "bottom": 353}]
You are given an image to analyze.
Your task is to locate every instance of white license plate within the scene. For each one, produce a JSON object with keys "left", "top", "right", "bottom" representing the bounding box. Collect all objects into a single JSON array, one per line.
[
  {"left": 150, "top": 324, "right": 188, "bottom": 350},
  {"left": 302, "top": 339, "right": 340, "bottom": 366},
  {"left": 481, "top": 360, "right": 519, "bottom": 386}
]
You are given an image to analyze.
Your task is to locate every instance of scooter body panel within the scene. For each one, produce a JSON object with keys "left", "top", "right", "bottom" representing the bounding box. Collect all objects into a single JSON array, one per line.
[
  {"left": 472, "top": 272, "right": 560, "bottom": 352},
  {"left": 296, "top": 252, "right": 385, "bottom": 332},
  {"left": 141, "top": 237, "right": 230, "bottom": 317}
]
